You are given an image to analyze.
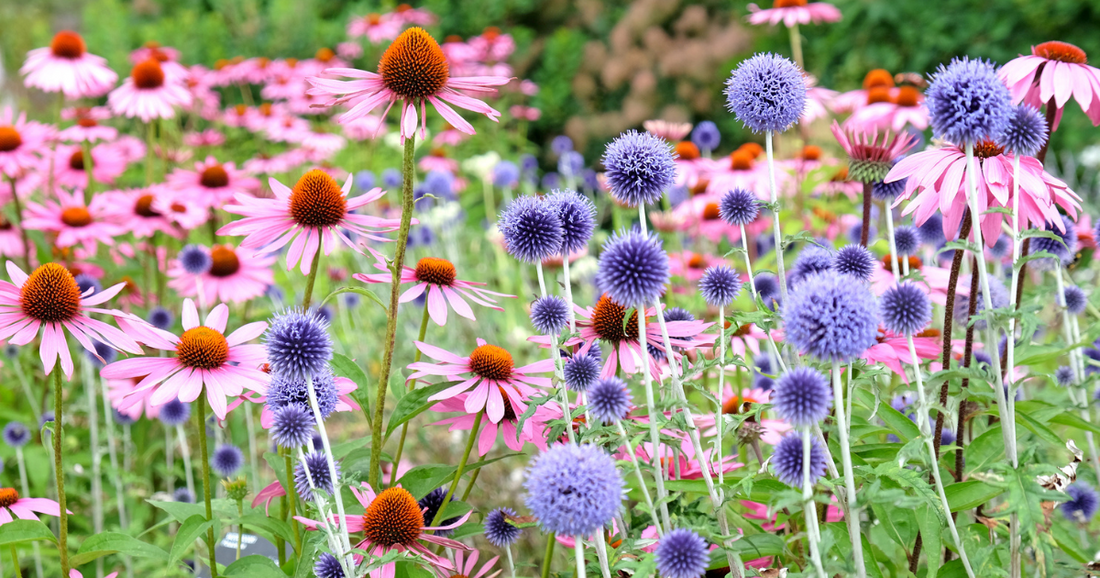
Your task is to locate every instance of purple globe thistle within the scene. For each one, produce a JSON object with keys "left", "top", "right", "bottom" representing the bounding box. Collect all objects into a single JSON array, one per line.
[
  {"left": 725, "top": 53, "right": 806, "bottom": 134},
  {"left": 314, "top": 553, "right": 345, "bottom": 578},
  {"left": 602, "top": 130, "right": 678, "bottom": 207},
  {"left": 381, "top": 168, "right": 402, "bottom": 189},
  {"left": 691, "top": 121, "right": 721, "bottom": 153},
  {"left": 655, "top": 528, "right": 710, "bottom": 578},
  {"left": 423, "top": 170, "right": 455, "bottom": 199},
  {"left": 551, "top": 135, "right": 574, "bottom": 155},
  {"left": 595, "top": 230, "right": 669, "bottom": 307},
  {"left": 3, "top": 421, "right": 30, "bottom": 448},
  {"left": 484, "top": 507, "right": 522, "bottom": 547},
  {"left": 772, "top": 367, "right": 832, "bottom": 427},
  {"left": 498, "top": 195, "right": 564, "bottom": 263},
  {"left": 158, "top": 399, "right": 192, "bottom": 427},
  {"left": 891, "top": 391, "right": 916, "bottom": 414},
  {"left": 588, "top": 377, "right": 633, "bottom": 424},
  {"left": 848, "top": 221, "right": 876, "bottom": 246},
  {"left": 542, "top": 173, "right": 560, "bottom": 190},
  {"left": 179, "top": 244, "right": 212, "bottom": 275},
  {"left": 1064, "top": 285, "right": 1087, "bottom": 316},
  {"left": 791, "top": 245, "right": 834, "bottom": 286},
  {"left": 493, "top": 160, "right": 520, "bottom": 188},
  {"left": 989, "top": 234, "right": 1011, "bottom": 260},
  {"left": 84, "top": 340, "right": 118, "bottom": 368},
  {"left": 148, "top": 306, "right": 175, "bottom": 330},
  {"left": 1031, "top": 215, "right": 1079, "bottom": 271},
  {"left": 295, "top": 451, "right": 337, "bottom": 502},
  {"left": 918, "top": 213, "right": 946, "bottom": 246},
  {"left": 548, "top": 189, "right": 597, "bottom": 254},
  {"left": 418, "top": 487, "right": 461, "bottom": 535},
  {"left": 718, "top": 188, "right": 760, "bottom": 226},
  {"left": 925, "top": 57, "right": 1013, "bottom": 146},
  {"left": 354, "top": 170, "right": 375, "bottom": 192},
  {"left": 524, "top": 443, "right": 624, "bottom": 536},
  {"left": 74, "top": 273, "right": 101, "bottom": 296},
  {"left": 772, "top": 433, "right": 827, "bottom": 489},
  {"left": 881, "top": 282, "right": 932, "bottom": 336},
  {"left": 699, "top": 265, "right": 742, "bottom": 307},
  {"left": 211, "top": 444, "right": 244, "bottom": 477},
  {"left": 834, "top": 244, "right": 876, "bottom": 281},
  {"left": 1061, "top": 482, "right": 1100, "bottom": 522},
  {"left": 753, "top": 356, "right": 775, "bottom": 391},
  {"left": 754, "top": 273, "right": 780, "bottom": 300},
  {"left": 953, "top": 275, "right": 1009, "bottom": 331},
  {"left": 784, "top": 270, "right": 880, "bottom": 362},
  {"left": 266, "top": 368, "right": 340, "bottom": 421},
  {"left": 559, "top": 151, "right": 586, "bottom": 178},
  {"left": 112, "top": 409, "right": 134, "bottom": 426},
  {"left": 271, "top": 404, "right": 315, "bottom": 448},
  {"left": 1055, "top": 365, "right": 1076, "bottom": 387},
  {"left": 173, "top": 488, "right": 194, "bottom": 503},
  {"left": 264, "top": 308, "right": 333, "bottom": 381},
  {"left": 894, "top": 225, "right": 920, "bottom": 256},
  {"left": 563, "top": 353, "right": 600, "bottom": 393},
  {"left": 871, "top": 177, "right": 907, "bottom": 200},
  {"left": 997, "top": 104, "right": 1047, "bottom": 156},
  {"left": 530, "top": 296, "right": 570, "bottom": 335}
]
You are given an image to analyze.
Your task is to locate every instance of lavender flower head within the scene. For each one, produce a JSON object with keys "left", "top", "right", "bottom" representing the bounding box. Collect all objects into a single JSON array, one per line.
[
  {"left": 718, "top": 188, "right": 760, "bottom": 226},
  {"left": 595, "top": 230, "right": 669, "bottom": 307},
  {"left": 563, "top": 353, "right": 600, "bottom": 393},
  {"left": 498, "top": 195, "right": 564, "bottom": 263},
  {"left": 655, "top": 528, "right": 710, "bottom": 578},
  {"left": 772, "top": 367, "right": 833, "bottom": 427},
  {"left": 314, "top": 553, "right": 345, "bottom": 578},
  {"left": 1054, "top": 366, "right": 1075, "bottom": 387},
  {"left": 871, "top": 177, "right": 907, "bottom": 200},
  {"left": 725, "top": 53, "right": 806, "bottom": 134},
  {"left": 881, "top": 282, "right": 932, "bottom": 336},
  {"left": 548, "top": 189, "right": 597, "bottom": 254},
  {"left": 266, "top": 368, "right": 340, "bottom": 421},
  {"left": 997, "top": 104, "right": 1047, "bottom": 156},
  {"left": 691, "top": 120, "right": 721, "bottom": 152},
  {"left": 264, "top": 308, "right": 333, "bottom": 381},
  {"left": 588, "top": 377, "right": 633, "bottom": 424},
  {"left": 148, "top": 305, "right": 175, "bottom": 330},
  {"left": 493, "top": 160, "right": 520, "bottom": 188},
  {"left": 211, "top": 444, "right": 244, "bottom": 477},
  {"left": 271, "top": 404, "right": 316, "bottom": 448},
  {"left": 699, "top": 265, "right": 742, "bottom": 307},
  {"left": 602, "top": 130, "right": 678, "bottom": 207},
  {"left": 295, "top": 451, "right": 338, "bottom": 502},
  {"left": 772, "top": 433, "right": 827, "bottom": 489},
  {"left": 834, "top": 244, "right": 876, "bottom": 281},
  {"left": 925, "top": 57, "right": 1013, "bottom": 146},
  {"left": 484, "top": 507, "right": 522, "bottom": 547},
  {"left": 1031, "top": 215, "right": 1079, "bottom": 271},
  {"left": 1064, "top": 285, "right": 1087, "bottom": 316},
  {"left": 158, "top": 399, "right": 192, "bottom": 427},
  {"left": 1062, "top": 482, "right": 1099, "bottom": 522},
  {"left": 179, "top": 244, "right": 212, "bottom": 275},
  {"left": 894, "top": 225, "right": 920, "bottom": 256},
  {"left": 3, "top": 421, "right": 30, "bottom": 448},
  {"left": 524, "top": 443, "right": 624, "bottom": 536},
  {"left": 530, "top": 296, "right": 570, "bottom": 335},
  {"left": 784, "top": 270, "right": 880, "bottom": 362}
]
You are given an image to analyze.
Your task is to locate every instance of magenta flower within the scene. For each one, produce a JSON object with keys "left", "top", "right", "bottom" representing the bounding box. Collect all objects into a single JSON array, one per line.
[
  {"left": 165, "top": 156, "right": 260, "bottom": 210},
  {"left": 108, "top": 59, "right": 192, "bottom": 122},
  {"left": 843, "top": 86, "right": 929, "bottom": 133},
  {"left": 999, "top": 41, "right": 1100, "bottom": 129},
  {"left": 100, "top": 299, "right": 268, "bottom": 419},
  {"left": 862, "top": 329, "right": 940, "bottom": 383},
  {"left": 354, "top": 256, "right": 512, "bottom": 326},
  {"left": 166, "top": 244, "right": 275, "bottom": 305},
  {"left": 219, "top": 169, "right": 401, "bottom": 274},
  {"left": 431, "top": 389, "right": 554, "bottom": 456},
  {"left": 107, "top": 377, "right": 162, "bottom": 421},
  {"left": 0, "top": 107, "right": 54, "bottom": 179},
  {"left": 104, "top": 188, "right": 182, "bottom": 239},
  {"left": 347, "top": 12, "right": 403, "bottom": 44},
  {"left": 0, "top": 487, "right": 64, "bottom": 525},
  {"left": 0, "top": 262, "right": 142, "bottom": 377},
  {"left": 22, "top": 189, "right": 125, "bottom": 251},
  {"left": 830, "top": 120, "right": 917, "bottom": 182},
  {"left": 747, "top": 0, "right": 841, "bottom": 27},
  {"left": 51, "top": 143, "right": 129, "bottom": 189},
  {"left": 21, "top": 31, "right": 117, "bottom": 99}
]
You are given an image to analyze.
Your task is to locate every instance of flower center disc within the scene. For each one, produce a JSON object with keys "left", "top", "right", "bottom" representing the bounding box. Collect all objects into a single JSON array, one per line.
[
  {"left": 378, "top": 27, "right": 450, "bottom": 100},
  {"left": 675, "top": 141, "right": 700, "bottom": 160},
  {"left": 362, "top": 487, "right": 424, "bottom": 547},
  {"left": 862, "top": 68, "right": 895, "bottom": 89},
  {"left": 0, "top": 488, "right": 18, "bottom": 508},
  {"left": 973, "top": 140, "right": 1005, "bottom": 159},
  {"left": 132, "top": 59, "right": 166, "bottom": 89},
  {"left": 895, "top": 86, "right": 921, "bottom": 107},
  {"left": 774, "top": 0, "right": 808, "bottom": 6},
  {"left": 1034, "top": 41, "right": 1087, "bottom": 64},
  {"left": 20, "top": 263, "right": 82, "bottom": 323},
  {"left": 315, "top": 47, "right": 335, "bottom": 62},
  {"left": 176, "top": 326, "right": 230, "bottom": 369},
  {"left": 468, "top": 344, "right": 514, "bottom": 381},
  {"left": 591, "top": 294, "right": 640, "bottom": 343},
  {"left": 866, "top": 86, "right": 894, "bottom": 105},
  {"left": 78, "top": 118, "right": 98, "bottom": 128},
  {"left": 50, "top": 31, "right": 86, "bottom": 59},
  {"left": 289, "top": 169, "right": 347, "bottom": 228},
  {"left": 730, "top": 150, "right": 754, "bottom": 171},
  {"left": 135, "top": 194, "right": 161, "bottom": 217},
  {"left": 801, "top": 145, "right": 822, "bottom": 161},
  {"left": 0, "top": 126, "right": 22, "bottom": 152},
  {"left": 209, "top": 246, "right": 241, "bottom": 277},
  {"left": 414, "top": 257, "right": 457, "bottom": 286},
  {"left": 200, "top": 165, "right": 229, "bottom": 188},
  {"left": 687, "top": 253, "right": 707, "bottom": 269},
  {"left": 69, "top": 151, "right": 85, "bottom": 171},
  {"left": 701, "top": 203, "right": 721, "bottom": 221},
  {"left": 61, "top": 207, "right": 93, "bottom": 227}
]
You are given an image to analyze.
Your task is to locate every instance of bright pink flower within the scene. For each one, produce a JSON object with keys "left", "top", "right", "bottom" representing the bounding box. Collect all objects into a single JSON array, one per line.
[
  {"left": 831, "top": 120, "right": 917, "bottom": 176},
  {"left": 355, "top": 256, "right": 512, "bottom": 326},
  {"left": 347, "top": 12, "right": 403, "bottom": 43},
  {"left": 631, "top": 436, "right": 742, "bottom": 480},
  {"left": 802, "top": 76, "right": 838, "bottom": 124},
  {"left": 747, "top": 0, "right": 841, "bottom": 27},
  {"left": 843, "top": 86, "right": 929, "bottom": 133},
  {"left": 431, "top": 389, "right": 553, "bottom": 456},
  {"left": 861, "top": 329, "right": 940, "bottom": 382},
  {"left": 23, "top": 189, "right": 125, "bottom": 251},
  {"left": 166, "top": 244, "right": 274, "bottom": 305},
  {"left": 0, "top": 488, "right": 64, "bottom": 525},
  {"left": 0, "top": 107, "right": 54, "bottom": 178},
  {"left": 671, "top": 196, "right": 743, "bottom": 245},
  {"left": 103, "top": 187, "right": 182, "bottom": 239},
  {"left": 100, "top": 299, "right": 268, "bottom": 419},
  {"left": 57, "top": 116, "right": 118, "bottom": 143},
  {"left": 998, "top": 41, "right": 1100, "bottom": 129},
  {"left": 668, "top": 250, "right": 727, "bottom": 283},
  {"left": 340, "top": 114, "right": 388, "bottom": 140},
  {"left": 337, "top": 42, "right": 363, "bottom": 60},
  {"left": 509, "top": 105, "right": 541, "bottom": 121},
  {"left": 107, "top": 377, "right": 162, "bottom": 421},
  {"left": 21, "top": 31, "right": 118, "bottom": 99},
  {"left": 182, "top": 129, "right": 226, "bottom": 148},
  {"left": 71, "top": 571, "right": 118, "bottom": 578},
  {"left": 220, "top": 170, "right": 400, "bottom": 274},
  {"left": 50, "top": 143, "right": 129, "bottom": 188},
  {"left": 419, "top": 151, "right": 459, "bottom": 173},
  {"left": 0, "top": 219, "right": 26, "bottom": 259},
  {"left": 433, "top": 551, "right": 499, "bottom": 578},
  {"left": 702, "top": 151, "right": 774, "bottom": 197},
  {"left": 0, "top": 262, "right": 143, "bottom": 377},
  {"left": 108, "top": 59, "right": 192, "bottom": 122},
  {"left": 307, "top": 27, "right": 510, "bottom": 141},
  {"left": 165, "top": 156, "right": 259, "bottom": 210}
]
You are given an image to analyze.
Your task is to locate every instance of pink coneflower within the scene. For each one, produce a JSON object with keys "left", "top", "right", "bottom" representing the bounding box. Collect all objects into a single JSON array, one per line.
[
  {"left": 165, "top": 156, "right": 259, "bottom": 210},
  {"left": 999, "top": 41, "right": 1100, "bottom": 129},
  {"left": 0, "top": 215, "right": 26, "bottom": 258},
  {"left": 182, "top": 129, "right": 226, "bottom": 148},
  {"left": 862, "top": 328, "right": 940, "bottom": 382},
  {"left": 23, "top": 189, "right": 124, "bottom": 251},
  {"left": 408, "top": 339, "right": 553, "bottom": 424},
  {"left": 219, "top": 169, "right": 401, "bottom": 274},
  {"left": 832, "top": 69, "right": 898, "bottom": 114},
  {"left": 844, "top": 85, "right": 928, "bottom": 133},
  {"left": 108, "top": 59, "right": 192, "bottom": 122},
  {"left": 100, "top": 299, "right": 268, "bottom": 419},
  {"left": 308, "top": 27, "right": 510, "bottom": 141},
  {"left": 167, "top": 244, "right": 275, "bottom": 305},
  {"left": 830, "top": 120, "right": 917, "bottom": 183},
  {"left": 0, "top": 487, "right": 63, "bottom": 525},
  {"left": 129, "top": 43, "right": 189, "bottom": 84},
  {"left": 509, "top": 105, "right": 541, "bottom": 121},
  {"left": 0, "top": 262, "right": 142, "bottom": 377},
  {"left": 747, "top": 0, "right": 841, "bottom": 27},
  {"left": 347, "top": 12, "right": 403, "bottom": 43},
  {"left": 633, "top": 436, "right": 742, "bottom": 480},
  {"left": 104, "top": 187, "right": 182, "bottom": 238},
  {"left": 392, "top": 4, "right": 436, "bottom": 25},
  {"left": 337, "top": 42, "right": 363, "bottom": 60},
  {"left": 107, "top": 377, "right": 162, "bottom": 421},
  {"left": 419, "top": 148, "right": 459, "bottom": 173},
  {"left": 58, "top": 115, "right": 118, "bottom": 143},
  {"left": 433, "top": 551, "right": 500, "bottom": 578},
  {"left": 431, "top": 389, "right": 553, "bottom": 456},
  {"left": 354, "top": 256, "right": 511, "bottom": 325},
  {"left": 642, "top": 119, "right": 693, "bottom": 142},
  {"left": 341, "top": 114, "right": 388, "bottom": 140},
  {"left": 151, "top": 193, "right": 208, "bottom": 231},
  {"left": 672, "top": 197, "right": 742, "bottom": 245},
  {"left": 668, "top": 250, "right": 727, "bottom": 283},
  {"left": 242, "top": 150, "right": 308, "bottom": 175},
  {"left": 802, "top": 75, "right": 838, "bottom": 124},
  {"left": 51, "top": 144, "right": 128, "bottom": 189},
  {"left": 0, "top": 107, "right": 54, "bottom": 178},
  {"left": 21, "top": 31, "right": 118, "bottom": 99},
  {"left": 703, "top": 149, "right": 773, "bottom": 197},
  {"left": 432, "top": 125, "right": 469, "bottom": 146}
]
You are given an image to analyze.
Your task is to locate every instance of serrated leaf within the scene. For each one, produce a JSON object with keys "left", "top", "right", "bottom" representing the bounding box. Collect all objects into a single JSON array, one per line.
[{"left": 915, "top": 504, "right": 943, "bottom": 578}]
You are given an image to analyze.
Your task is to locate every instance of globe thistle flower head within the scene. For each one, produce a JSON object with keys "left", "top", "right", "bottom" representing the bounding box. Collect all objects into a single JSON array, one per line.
[
  {"left": 784, "top": 270, "right": 880, "bottom": 362},
  {"left": 314, "top": 553, "right": 345, "bottom": 578},
  {"left": 558, "top": 151, "right": 585, "bottom": 177},
  {"left": 834, "top": 244, "right": 876, "bottom": 281},
  {"left": 173, "top": 488, "right": 194, "bottom": 503},
  {"left": 524, "top": 443, "right": 624, "bottom": 536},
  {"left": 754, "top": 273, "right": 780, "bottom": 301},
  {"left": 588, "top": 377, "right": 633, "bottom": 424},
  {"left": 919, "top": 213, "right": 946, "bottom": 246},
  {"left": 264, "top": 308, "right": 333, "bottom": 381},
  {"left": 498, "top": 195, "right": 564, "bottom": 263},
  {"left": 354, "top": 170, "right": 376, "bottom": 192},
  {"left": 85, "top": 340, "right": 118, "bottom": 368},
  {"left": 925, "top": 57, "right": 1013, "bottom": 146},
  {"left": 112, "top": 408, "right": 134, "bottom": 426},
  {"left": 953, "top": 275, "right": 1009, "bottom": 331},
  {"left": 989, "top": 234, "right": 1011, "bottom": 259},
  {"left": 530, "top": 295, "right": 570, "bottom": 335},
  {"left": 832, "top": 121, "right": 917, "bottom": 183},
  {"left": 699, "top": 265, "right": 742, "bottom": 307},
  {"left": 417, "top": 487, "right": 461, "bottom": 536},
  {"left": 74, "top": 273, "right": 101, "bottom": 296},
  {"left": 1055, "top": 365, "right": 1075, "bottom": 387},
  {"left": 997, "top": 104, "right": 1047, "bottom": 156},
  {"left": 655, "top": 528, "right": 710, "bottom": 578},
  {"left": 158, "top": 398, "right": 192, "bottom": 427},
  {"left": 881, "top": 282, "right": 932, "bottom": 336},
  {"left": 791, "top": 245, "right": 834, "bottom": 285},
  {"left": 595, "top": 230, "right": 669, "bottom": 307},
  {"left": 493, "top": 160, "right": 520, "bottom": 188},
  {"left": 148, "top": 305, "right": 174, "bottom": 330},
  {"left": 179, "top": 244, "right": 212, "bottom": 275},
  {"left": 725, "top": 53, "right": 806, "bottom": 134},
  {"left": 718, "top": 188, "right": 760, "bottom": 226},
  {"left": 691, "top": 120, "right": 721, "bottom": 152},
  {"left": 773, "top": 433, "right": 827, "bottom": 488},
  {"left": 602, "top": 130, "right": 678, "bottom": 207},
  {"left": 1064, "top": 285, "right": 1087, "bottom": 315},
  {"left": 1062, "top": 482, "right": 1100, "bottom": 522},
  {"left": 484, "top": 507, "right": 522, "bottom": 547},
  {"left": 381, "top": 168, "right": 402, "bottom": 189},
  {"left": 871, "top": 177, "right": 907, "bottom": 200},
  {"left": 548, "top": 189, "right": 597, "bottom": 254},
  {"left": 211, "top": 444, "right": 244, "bottom": 477},
  {"left": 551, "top": 135, "right": 574, "bottom": 155},
  {"left": 893, "top": 225, "right": 920, "bottom": 256},
  {"left": 2, "top": 422, "right": 30, "bottom": 448},
  {"left": 271, "top": 404, "right": 316, "bottom": 448},
  {"left": 563, "top": 353, "right": 600, "bottom": 393},
  {"left": 753, "top": 356, "right": 775, "bottom": 391},
  {"left": 295, "top": 451, "right": 337, "bottom": 502},
  {"left": 1031, "top": 215, "right": 1079, "bottom": 271},
  {"left": 266, "top": 368, "right": 340, "bottom": 421},
  {"left": 772, "top": 367, "right": 833, "bottom": 427}
]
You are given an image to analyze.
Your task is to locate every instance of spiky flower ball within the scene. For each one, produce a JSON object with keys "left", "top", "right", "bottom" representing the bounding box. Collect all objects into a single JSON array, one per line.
[
  {"left": 772, "top": 433, "right": 827, "bottom": 489},
  {"left": 1064, "top": 285, "right": 1087, "bottom": 316},
  {"left": 179, "top": 244, "right": 212, "bottom": 275},
  {"left": 148, "top": 305, "right": 174, "bottom": 330},
  {"left": 925, "top": 57, "right": 1013, "bottom": 146},
  {"left": 655, "top": 528, "right": 710, "bottom": 578},
  {"left": 698, "top": 265, "right": 742, "bottom": 307},
  {"left": 548, "top": 189, "right": 597, "bottom": 254},
  {"left": 271, "top": 404, "right": 315, "bottom": 448},
  {"left": 484, "top": 507, "right": 522, "bottom": 547},
  {"left": 771, "top": 367, "right": 833, "bottom": 427},
  {"left": 1055, "top": 365, "right": 1076, "bottom": 387},
  {"left": 211, "top": 444, "right": 243, "bottom": 477},
  {"left": 881, "top": 282, "right": 932, "bottom": 336},
  {"left": 2, "top": 422, "right": 30, "bottom": 448},
  {"left": 314, "top": 553, "right": 345, "bottom": 578},
  {"left": 563, "top": 353, "right": 600, "bottom": 393},
  {"left": 173, "top": 488, "right": 194, "bottom": 503},
  {"left": 1062, "top": 482, "right": 1100, "bottom": 522},
  {"left": 266, "top": 368, "right": 340, "bottom": 420},
  {"left": 418, "top": 487, "right": 461, "bottom": 535},
  {"left": 595, "top": 230, "right": 669, "bottom": 307},
  {"left": 784, "top": 270, "right": 879, "bottom": 362},
  {"left": 524, "top": 443, "right": 624, "bottom": 536},
  {"left": 893, "top": 225, "right": 920, "bottom": 255},
  {"left": 602, "top": 130, "right": 678, "bottom": 207},
  {"left": 498, "top": 195, "right": 564, "bottom": 263},
  {"left": 588, "top": 377, "right": 633, "bottom": 424},
  {"left": 718, "top": 188, "right": 760, "bottom": 226},
  {"left": 725, "top": 53, "right": 806, "bottom": 134},
  {"left": 871, "top": 177, "right": 907, "bottom": 200},
  {"left": 692, "top": 121, "right": 721, "bottom": 152},
  {"left": 158, "top": 399, "right": 191, "bottom": 427},
  {"left": 834, "top": 244, "right": 876, "bottom": 281},
  {"left": 264, "top": 308, "right": 333, "bottom": 381},
  {"left": 997, "top": 104, "right": 1047, "bottom": 156},
  {"left": 791, "top": 245, "right": 834, "bottom": 286},
  {"left": 294, "top": 451, "right": 337, "bottom": 502},
  {"left": 530, "top": 296, "right": 570, "bottom": 335},
  {"left": 1031, "top": 215, "right": 1079, "bottom": 271}
]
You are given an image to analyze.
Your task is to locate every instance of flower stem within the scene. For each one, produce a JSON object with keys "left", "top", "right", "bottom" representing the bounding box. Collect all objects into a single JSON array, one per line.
[
  {"left": 305, "top": 374, "right": 353, "bottom": 567},
  {"left": 637, "top": 304, "right": 672, "bottom": 533},
  {"left": 574, "top": 533, "right": 587, "bottom": 578},
  {"left": 715, "top": 305, "right": 727, "bottom": 488},
  {"left": 540, "top": 532, "right": 556, "bottom": 578},
  {"left": 11, "top": 545, "right": 21, "bottom": 578},
  {"left": 562, "top": 254, "right": 577, "bottom": 333},
  {"left": 788, "top": 23, "right": 804, "bottom": 69},
  {"left": 81, "top": 359, "right": 104, "bottom": 540},
  {"left": 535, "top": 261, "right": 576, "bottom": 445},
  {"left": 430, "top": 412, "right": 483, "bottom": 528},
  {"left": 616, "top": 421, "right": 661, "bottom": 533},
  {"left": 831, "top": 361, "right": 866, "bottom": 577},
  {"left": 51, "top": 366, "right": 69, "bottom": 577},
  {"left": 801, "top": 428, "right": 825, "bottom": 578},
  {"left": 389, "top": 301, "right": 432, "bottom": 488},
  {"left": 283, "top": 452, "right": 301, "bottom": 552},
  {"left": 765, "top": 131, "right": 789, "bottom": 306},
  {"left": 176, "top": 424, "right": 196, "bottom": 502},
  {"left": 884, "top": 200, "right": 901, "bottom": 280},
  {"left": 7, "top": 176, "right": 32, "bottom": 272},
  {"left": 860, "top": 181, "right": 872, "bottom": 247},
  {"left": 368, "top": 134, "right": 417, "bottom": 488},
  {"left": 196, "top": 390, "right": 219, "bottom": 578},
  {"left": 301, "top": 244, "right": 323, "bottom": 309},
  {"left": 505, "top": 544, "right": 517, "bottom": 578}
]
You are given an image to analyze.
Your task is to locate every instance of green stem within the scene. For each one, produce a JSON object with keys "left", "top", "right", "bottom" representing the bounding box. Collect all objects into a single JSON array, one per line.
[
  {"left": 459, "top": 467, "right": 481, "bottom": 502},
  {"left": 52, "top": 366, "right": 69, "bottom": 577},
  {"left": 301, "top": 244, "right": 323, "bottom": 309},
  {"left": 368, "top": 134, "right": 417, "bottom": 488},
  {"left": 197, "top": 391, "right": 219, "bottom": 578},
  {"left": 236, "top": 500, "right": 244, "bottom": 561},
  {"left": 540, "top": 532, "right": 556, "bottom": 578},
  {"left": 389, "top": 301, "right": 432, "bottom": 487},
  {"left": 81, "top": 140, "right": 95, "bottom": 205},
  {"left": 789, "top": 23, "right": 804, "bottom": 69},
  {"left": 430, "top": 412, "right": 483, "bottom": 528},
  {"left": 284, "top": 452, "right": 301, "bottom": 552},
  {"left": 145, "top": 121, "right": 156, "bottom": 186},
  {"left": 10, "top": 545, "right": 21, "bottom": 578}
]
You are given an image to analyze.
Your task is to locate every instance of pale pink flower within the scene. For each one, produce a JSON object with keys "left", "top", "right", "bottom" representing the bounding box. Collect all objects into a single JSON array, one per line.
[
  {"left": 431, "top": 389, "right": 553, "bottom": 456},
  {"left": 341, "top": 114, "right": 388, "bottom": 140},
  {"left": 103, "top": 187, "right": 182, "bottom": 239},
  {"left": 21, "top": 31, "right": 118, "bottom": 99},
  {"left": 392, "top": 5, "right": 435, "bottom": 25},
  {"left": 419, "top": 150, "right": 459, "bottom": 173},
  {"left": 57, "top": 116, "right": 118, "bottom": 143},
  {"left": 167, "top": 244, "right": 275, "bottom": 305},
  {"left": 107, "top": 377, "right": 162, "bottom": 421},
  {"left": 182, "top": 129, "right": 226, "bottom": 148},
  {"left": 509, "top": 105, "right": 541, "bottom": 121},
  {"left": 165, "top": 156, "right": 259, "bottom": 210},
  {"left": 23, "top": 189, "right": 124, "bottom": 251},
  {"left": 747, "top": 0, "right": 841, "bottom": 27},
  {"left": 347, "top": 12, "right": 403, "bottom": 43},
  {"left": 108, "top": 59, "right": 193, "bottom": 122},
  {"left": 337, "top": 42, "right": 364, "bottom": 60},
  {"left": 862, "top": 329, "right": 940, "bottom": 382},
  {"left": 998, "top": 41, "right": 1100, "bottom": 129},
  {"left": 668, "top": 250, "right": 727, "bottom": 283},
  {"left": 642, "top": 119, "right": 692, "bottom": 141},
  {"left": 0, "top": 488, "right": 63, "bottom": 525},
  {"left": 0, "top": 107, "right": 53, "bottom": 179},
  {"left": 802, "top": 75, "right": 838, "bottom": 124},
  {"left": 433, "top": 551, "right": 500, "bottom": 578},
  {"left": 355, "top": 256, "right": 512, "bottom": 325},
  {"left": 51, "top": 143, "right": 128, "bottom": 189}
]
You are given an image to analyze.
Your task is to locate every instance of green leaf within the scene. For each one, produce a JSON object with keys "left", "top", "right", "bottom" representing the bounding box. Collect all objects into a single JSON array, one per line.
[
  {"left": 70, "top": 533, "right": 168, "bottom": 567},
  {"left": 1051, "top": 521, "right": 1090, "bottom": 563},
  {"left": 861, "top": 389, "right": 920, "bottom": 441},
  {"left": 233, "top": 514, "right": 295, "bottom": 545},
  {"left": 915, "top": 504, "right": 943, "bottom": 578},
  {"left": 726, "top": 533, "right": 784, "bottom": 558},
  {"left": 870, "top": 503, "right": 917, "bottom": 549},
  {"left": 384, "top": 382, "right": 451, "bottom": 440},
  {"left": 1049, "top": 411, "right": 1100, "bottom": 436},
  {"left": 331, "top": 352, "right": 373, "bottom": 427},
  {"left": 397, "top": 464, "right": 458, "bottom": 500},
  {"left": 944, "top": 481, "right": 1003, "bottom": 512},
  {"left": 965, "top": 427, "right": 1006, "bottom": 473},
  {"left": 168, "top": 515, "right": 215, "bottom": 568},
  {"left": 0, "top": 520, "right": 57, "bottom": 546},
  {"left": 320, "top": 286, "right": 386, "bottom": 312},
  {"left": 149, "top": 498, "right": 237, "bottom": 523},
  {"left": 224, "top": 555, "right": 288, "bottom": 577},
  {"left": 1011, "top": 408, "right": 1063, "bottom": 447}
]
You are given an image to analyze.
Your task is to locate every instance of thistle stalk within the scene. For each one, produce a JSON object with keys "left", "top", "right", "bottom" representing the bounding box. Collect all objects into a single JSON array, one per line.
[{"left": 831, "top": 361, "right": 865, "bottom": 577}]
